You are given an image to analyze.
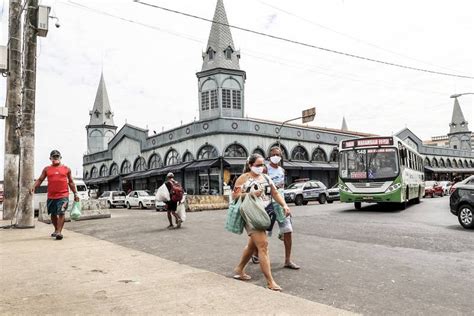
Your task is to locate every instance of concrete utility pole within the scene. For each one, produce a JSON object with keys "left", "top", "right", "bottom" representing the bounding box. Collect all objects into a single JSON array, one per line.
[
  {"left": 16, "top": 0, "right": 38, "bottom": 227},
  {"left": 3, "top": 0, "right": 23, "bottom": 220}
]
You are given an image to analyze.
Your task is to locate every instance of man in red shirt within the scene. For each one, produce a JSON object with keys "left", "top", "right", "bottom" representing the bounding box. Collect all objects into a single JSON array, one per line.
[{"left": 31, "top": 150, "right": 79, "bottom": 240}]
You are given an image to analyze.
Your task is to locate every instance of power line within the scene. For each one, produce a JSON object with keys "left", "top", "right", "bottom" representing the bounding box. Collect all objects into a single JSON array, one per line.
[{"left": 134, "top": 0, "right": 474, "bottom": 80}]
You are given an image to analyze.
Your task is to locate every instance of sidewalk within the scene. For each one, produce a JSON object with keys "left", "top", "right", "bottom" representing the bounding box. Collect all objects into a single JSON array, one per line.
[{"left": 0, "top": 220, "right": 356, "bottom": 315}]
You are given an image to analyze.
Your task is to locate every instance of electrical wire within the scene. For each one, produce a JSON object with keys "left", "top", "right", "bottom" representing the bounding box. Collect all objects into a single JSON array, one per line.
[{"left": 133, "top": 0, "right": 474, "bottom": 80}]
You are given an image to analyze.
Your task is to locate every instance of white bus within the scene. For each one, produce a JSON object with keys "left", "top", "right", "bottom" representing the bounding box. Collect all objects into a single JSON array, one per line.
[{"left": 34, "top": 178, "right": 89, "bottom": 211}]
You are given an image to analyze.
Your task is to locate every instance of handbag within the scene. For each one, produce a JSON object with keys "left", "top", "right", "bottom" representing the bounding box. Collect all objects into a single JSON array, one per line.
[
  {"left": 156, "top": 183, "right": 170, "bottom": 202},
  {"left": 225, "top": 197, "right": 245, "bottom": 234},
  {"left": 176, "top": 203, "right": 186, "bottom": 222},
  {"left": 70, "top": 201, "right": 81, "bottom": 221},
  {"left": 239, "top": 194, "right": 271, "bottom": 230}
]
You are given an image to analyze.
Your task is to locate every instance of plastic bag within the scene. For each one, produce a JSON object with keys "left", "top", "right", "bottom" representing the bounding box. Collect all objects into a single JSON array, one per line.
[
  {"left": 156, "top": 183, "right": 170, "bottom": 202},
  {"left": 240, "top": 194, "right": 271, "bottom": 230},
  {"left": 70, "top": 201, "right": 81, "bottom": 221},
  {"left": 225, "top": 197, "right": 244, "bottom": 234},
  {"left": 177, "top": 203, "right": 186, "bottom": 222}
]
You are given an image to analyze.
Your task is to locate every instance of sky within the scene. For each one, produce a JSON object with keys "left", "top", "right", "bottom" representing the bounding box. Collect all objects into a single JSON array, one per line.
[{"left": 0, "top": 0, "right": 473, "bottom": 178}]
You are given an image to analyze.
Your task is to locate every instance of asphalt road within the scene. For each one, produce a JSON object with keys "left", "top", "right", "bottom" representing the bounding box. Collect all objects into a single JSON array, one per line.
[{"left": 67, "top": 197, "right": 473, "bottom": 315}]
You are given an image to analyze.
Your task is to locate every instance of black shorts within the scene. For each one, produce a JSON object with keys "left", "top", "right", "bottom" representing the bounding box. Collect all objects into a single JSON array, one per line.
[
  {"left": 47, "top": 198, "right": 69, "bottom": 216},
  {"left": 166, "top": 201, "right": 178, "bottom": 212}
]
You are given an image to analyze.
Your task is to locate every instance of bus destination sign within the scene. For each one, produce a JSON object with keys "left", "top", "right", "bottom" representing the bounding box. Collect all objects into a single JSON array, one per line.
[{"left": 342, "top": 137, "right": 393, "bottom": 149}]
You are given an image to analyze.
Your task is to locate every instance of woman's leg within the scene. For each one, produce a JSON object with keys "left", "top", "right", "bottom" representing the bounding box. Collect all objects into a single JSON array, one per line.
[
  {"left": 234, "top": 236, "right": 256, "bottom": 277},
  {"left": 251, "top": 231, "right": 281, "bottom": 290}
]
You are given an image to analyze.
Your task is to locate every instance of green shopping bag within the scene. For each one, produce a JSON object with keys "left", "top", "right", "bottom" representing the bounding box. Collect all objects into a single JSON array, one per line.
[
  {"left": 225, "top": 197, "right": 244, "bottom": 234},
  {"left": 70, "top": 201, "right": 82, "bottom": 221}
]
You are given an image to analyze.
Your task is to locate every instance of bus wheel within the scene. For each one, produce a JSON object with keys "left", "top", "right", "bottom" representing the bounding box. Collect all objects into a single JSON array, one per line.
[
  {"left": 413, "top": 186, "right": 421, "bottom": 204},
  {"left": 354, "top": 202, "right": 362, "bottom": 210}
]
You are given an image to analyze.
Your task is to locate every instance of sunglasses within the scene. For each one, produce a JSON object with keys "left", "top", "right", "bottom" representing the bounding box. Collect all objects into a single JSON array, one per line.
[{"left": 51, "top": 156, "right": 60, "bottom": 159}]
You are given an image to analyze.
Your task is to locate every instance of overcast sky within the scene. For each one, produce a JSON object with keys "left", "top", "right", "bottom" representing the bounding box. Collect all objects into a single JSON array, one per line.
[{"left": 0, "top": 0, "right": 473, "bottom": 178}]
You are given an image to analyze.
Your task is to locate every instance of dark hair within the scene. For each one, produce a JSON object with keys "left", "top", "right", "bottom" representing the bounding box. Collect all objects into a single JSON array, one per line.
[
  {"left": 243, "top": 153, "right": 263, "bottom": 173},
  {"left": 269, "top": 146, "right": 284, "bottom": 167}
]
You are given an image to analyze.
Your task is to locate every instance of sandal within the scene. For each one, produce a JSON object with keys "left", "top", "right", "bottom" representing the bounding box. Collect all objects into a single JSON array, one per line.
[
  {"left": 284, "top": 262, "right": 300, "bottom": 270},
  {"left": 267, "top": 285, "right": 282, "bottom": 292},
  {"left": 233, "top": 274, "right": 252, "bottom": 281},
  {"left": 251, "top": 255, "right": 260, "bottom": 264}
]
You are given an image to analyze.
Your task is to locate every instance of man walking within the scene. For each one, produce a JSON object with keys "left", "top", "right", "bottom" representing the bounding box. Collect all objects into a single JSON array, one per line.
[
  {"left": 164, "top": 173, "right": 183, "bottom": 229},
  {"left": 31, "top": 150, "right": 79, "bottom": 240}
]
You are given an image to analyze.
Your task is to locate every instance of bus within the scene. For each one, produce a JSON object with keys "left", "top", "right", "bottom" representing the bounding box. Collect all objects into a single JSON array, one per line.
[{"left": 338, "top": 136, "right": 424, "bottom": 210}]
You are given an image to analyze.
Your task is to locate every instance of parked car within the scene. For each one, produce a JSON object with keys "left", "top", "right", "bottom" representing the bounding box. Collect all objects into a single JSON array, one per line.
[
  {"left": 449, "top": 183, "right": 474, "bottom": 229},
  {"left": 424, "top": 181, "right": 444, "bottom": 198},
  {"left": 327, "top": 183, "right": 340, "bottom": 203},
  {"left": 450, "top": 175, "right": 474, "bottom": 195},
  {"left": 438, "top": 181, "right": 452, "bottom": 195},
  {"left": 126, "top": 190, "right": 155, "bottom": 209},
  {"left": 98, "top": 191, "right": 126, "bottom": 208},
  {"left": 284, "top": 179, "right": 328, "bottom": 205}
]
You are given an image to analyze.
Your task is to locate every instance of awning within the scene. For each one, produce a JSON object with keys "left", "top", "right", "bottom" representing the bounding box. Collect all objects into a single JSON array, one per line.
[
  {"left": 85, "top": 175, "right": 119, "bottom": 185},
  {"left": 425, "top": 166, "right": 474, "bottom": 173},
  {"left": 152, "top": 162, "right": 191, "bottom": 175},
  {"left": 224, "top": 158, "right": 247, "bottom": 167},
  {"left": 284, "top": 161, "right": 338, "bottom": 170},
  {"left": 185, "top": 158, "right": 222, "bottom": 171},
  {"left": 122, "top": 170, "right": 149, "bottom": 180}
]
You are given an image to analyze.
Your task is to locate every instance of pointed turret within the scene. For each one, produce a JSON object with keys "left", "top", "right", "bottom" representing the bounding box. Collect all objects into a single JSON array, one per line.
[
  {"left": 201, "top": 0, "right": 240, "bottom": 71},
  {"left": 341, "top": 117, "right": 348, "bottom": 131},
  {"left": 86, "top": 73, "right": 117, "bottom": 154},
  {"left": 448, "top": 97, "right": 471, "bottom": 151}
]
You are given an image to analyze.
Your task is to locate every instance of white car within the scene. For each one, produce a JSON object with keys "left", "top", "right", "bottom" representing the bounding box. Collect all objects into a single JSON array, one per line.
[
  {"left": 438, "top": 181, "right": 452, "bottom": 195},
  {"left": 126, "top": 190, "right": 155, "bottom": 209},
  {"left": 98, "top": 191, "right": 126, "bottom": 208}
]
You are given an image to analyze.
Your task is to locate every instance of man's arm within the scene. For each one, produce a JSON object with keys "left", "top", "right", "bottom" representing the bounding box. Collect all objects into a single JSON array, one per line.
[
  {"left": 67, "top": 168, "right": 79, "bottom": 201},
  {"left": 30, "top": 168, "right": 47, "bottom": 194}
]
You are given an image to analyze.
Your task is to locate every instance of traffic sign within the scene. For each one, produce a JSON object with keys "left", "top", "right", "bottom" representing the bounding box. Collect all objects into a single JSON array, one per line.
[{"left": 302, "top": 107, "right": 316, "bottom": 123}]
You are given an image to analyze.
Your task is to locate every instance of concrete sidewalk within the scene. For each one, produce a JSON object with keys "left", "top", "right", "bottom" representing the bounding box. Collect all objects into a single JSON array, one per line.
[{"left": 0, "top": 221, "right": 355, "bottom": 315}]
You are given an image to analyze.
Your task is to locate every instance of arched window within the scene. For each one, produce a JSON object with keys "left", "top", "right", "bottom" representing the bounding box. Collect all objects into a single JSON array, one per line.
[
  {"left": 201, "top": 79, "right": 218, "bottom": 111},
  {"left": 90, "top": 166, "right": 98, "bottom": 179},
  {"left": 312, "top": 148, "right": 327, "bottom": 162},
  {"left": 182, "top": 151, "right": 194, "bottom": 162},
  {"left": 224, "top": 144, "right": 248, "bottom": 158},
  {"left": 453, "top": 160, "right": 458, "bottom": 168},
  {"left": 165, "top": 149, "right": 180, "bottom": 166},
  {"left": 464, "top": 160, "right": 469, "bottom": 168},
  {"left": 148, "top": 154, "right": 162, "bottom": 169},
  {"left": 439, "top": 158, "right": 445, "bottom": 167},
  {"left": 330, "top": 148, "right": 339, "bottom": 162},
  {"left": 459, "top": 160, "right": 463, "bottom": 168},
  {"left": 207, "top": 47, "right": 215, "bottom": 60},
  {"left": 252, "top": 148, "right": 265, "bottom": 157},
  {"left": 134, "top": 157, "right": 146, "bottom": 172},
  {"left": 470, "top": 160, "right": 474, "bottom": 168},
  {"left": 432, "top": 158, "right": 438, "bottom": 167},
  {"left": 224, "top": 46, "right": 233, "bottom": 60},
  {"left": 197, "top": 145, "right": 218, "bottom": 160},
  {"left": 446, "top": 159, "right": 452, "bottom": 168},
  {"left": 424, "top": 158, "right": 431, "bottom": 167},
  {"left": 84, "top": 171, "right": 89, "bottom": 179},
  {"left": 99, "top": 165, "right": 108, "bottom": 177},
  {"left": 110, "top": 163, "right": 119, "bottom": 176},
  {"left": 268, "top": 143, "right": 288, "bottom": 160},
  {"left": 121, "top": 160, "right": 131, "bottom": 174},
  {"left": 291, "top": 146, "right": 309, "bottom": 161}
]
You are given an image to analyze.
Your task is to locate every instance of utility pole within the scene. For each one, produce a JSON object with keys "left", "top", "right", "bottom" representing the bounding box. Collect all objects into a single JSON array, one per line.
[
  {"left": 3, "top": 0, "right": 23, "bottom": 220},
  {"left": 16, "top": 0, "right": 38, "bottom": 227}
]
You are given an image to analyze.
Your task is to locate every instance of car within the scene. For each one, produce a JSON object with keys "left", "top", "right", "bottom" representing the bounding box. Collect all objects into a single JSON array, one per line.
[
  {"left": 326, "top": 183, "right": 340, "bottom": 203},
  {"left": 424, "top": 181, "right": 444, "bottom": 198},
  {"left": 438, "top": 181, "right": 452, "bottom": 195},
  {"left": 284, "top": 179, "right": 328, "bottom": 206},
  {"left": 125, "top": 190, "right": 155, "bottom": 209},
  {"left": 450, "top": 175, "right": 474, "bottom": 195},
  {"left": 449, "top": 183, "right": 474, "bottom": 229},
  {"left": 98, "top": 191, "right": 126, "bottom": 208}
]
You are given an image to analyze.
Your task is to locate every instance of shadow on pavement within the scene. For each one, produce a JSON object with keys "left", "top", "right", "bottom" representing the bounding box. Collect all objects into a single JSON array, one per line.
[{"left": 445, "top": 225, "right": 474, "bottom": 232}]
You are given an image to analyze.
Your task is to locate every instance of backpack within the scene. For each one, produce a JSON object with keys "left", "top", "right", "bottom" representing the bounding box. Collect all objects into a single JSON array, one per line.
[{"left": 169, "top": 180, "right": 184, "bottom": 202}]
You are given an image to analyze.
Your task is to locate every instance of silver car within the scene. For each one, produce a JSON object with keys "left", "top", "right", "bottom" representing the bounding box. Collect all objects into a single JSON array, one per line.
[{"left": 284, "top": 180, "right": 328, "bottom": 206}]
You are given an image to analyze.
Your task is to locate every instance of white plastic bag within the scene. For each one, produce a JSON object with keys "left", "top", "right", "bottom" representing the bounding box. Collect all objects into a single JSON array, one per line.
[
  {"left": 177, "top": 203, "right": 186, "bottom": 222},
  {"left": 156, "top": 183, "right": 170, "bottom": 202}
]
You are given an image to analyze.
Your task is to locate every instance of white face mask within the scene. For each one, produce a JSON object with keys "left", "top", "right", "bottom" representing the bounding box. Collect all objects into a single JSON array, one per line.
[
  {"left": 270, "top": 156, "right": 281, "bottom": 164},
  {"left": 251, "top": 166, "right": 264, "bottom": 175}
]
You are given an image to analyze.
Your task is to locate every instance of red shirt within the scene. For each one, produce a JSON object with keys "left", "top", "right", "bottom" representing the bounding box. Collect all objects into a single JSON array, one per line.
[{"left": 45, "top": 165, "right": 70, "bottom": 199}]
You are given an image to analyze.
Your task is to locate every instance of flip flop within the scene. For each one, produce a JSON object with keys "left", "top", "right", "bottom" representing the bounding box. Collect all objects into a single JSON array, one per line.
[
  {"left": 233, "top": 274, "right": 252, "bottom": 281},
  {"left": 267, "top": 285, "right": 282, "bottom": 292},
  {"left": 284, "top": 262, "right": 300, "bottom": 270}
]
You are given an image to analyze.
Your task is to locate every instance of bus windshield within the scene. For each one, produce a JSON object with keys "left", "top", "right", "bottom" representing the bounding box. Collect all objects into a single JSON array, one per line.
[{"left": 339, "top": 148, "right": 399, "bottom": 180}]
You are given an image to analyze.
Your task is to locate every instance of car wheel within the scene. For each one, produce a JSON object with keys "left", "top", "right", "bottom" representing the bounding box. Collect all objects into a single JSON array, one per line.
[
  {"left": 302, "top": 201, "right": 309, "bottom": 205},
  {"left": 107, "top": 201, "right": 113, "bottom": 209},
  {"left": 327, "top": 200, "right": 334, "bottom": 204},
  {"left": 318, "top": 194, "right": 327, "bottom": 204},
  {"left": 139, "top": 202, "right": 145, "bottom": 209},
  {"left": 295, "top": 195, "right": 304, "bottom": 206},
  {"left": 354, "top": 202, "right": 362, "bottom": 210},
  {"left": 126, "top": 202, "right": 131, "bottom": 209},
  {"left": 458, "top": 205, "right": 474, "bottom": 229}
]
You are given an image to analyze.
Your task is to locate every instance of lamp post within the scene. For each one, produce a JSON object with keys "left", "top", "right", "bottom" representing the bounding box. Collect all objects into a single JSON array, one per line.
[{"left": 450, "top": 92, "right": 474, "bottom": 98}]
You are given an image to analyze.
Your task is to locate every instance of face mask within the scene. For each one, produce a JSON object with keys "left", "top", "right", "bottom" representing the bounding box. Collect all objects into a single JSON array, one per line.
[
  {"left": 251, "top": 166, "right": 264, "bottom": 175},
  {"left": 51, "top": 158, "right": 60, "bottom": 165},
  {"left": 270, "top": 156, "right": 281, "bottom": 164}
]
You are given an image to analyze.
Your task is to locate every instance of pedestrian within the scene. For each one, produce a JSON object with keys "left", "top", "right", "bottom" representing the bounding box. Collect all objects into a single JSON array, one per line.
[
  {"left": 232, "top": 153, "right": 291, "bottom": 291},
  {"left": 164, "top": 173, "right": 183, "bottom": 229},
  {"left": 31, "top": 150, "right": 80, "bottom": 240}
]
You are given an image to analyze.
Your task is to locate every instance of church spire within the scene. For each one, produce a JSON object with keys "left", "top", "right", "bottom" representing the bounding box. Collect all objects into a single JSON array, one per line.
[
  {"left": 449, "top": 97, "right": 469, "bottom": 134},
  {"left": 201, "top": 0, "right": 240, "bottom": 71},
  {"left": 341, "top": 117, "right": 348, "bottom": 131},
  {"left": 88, "top": 72, "right": 115, "bottom": 127}
]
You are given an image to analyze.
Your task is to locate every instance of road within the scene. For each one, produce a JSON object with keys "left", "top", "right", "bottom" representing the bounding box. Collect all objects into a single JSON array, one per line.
[{"left": 67, "top": 196, "right": 473, "bottom": 315}]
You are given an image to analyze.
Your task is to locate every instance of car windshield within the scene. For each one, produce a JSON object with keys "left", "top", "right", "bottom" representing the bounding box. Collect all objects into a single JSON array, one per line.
[
  {"left": 137, "top": 191, "right": 151, "bottom": 196},
  {"left": 100, "top": 191, "right": 110, "bottom": 198},
  {"left": 339, "top": 148, "right": 399, "bottom": 180},
  {"left": 76, "top": 185, "right": 87, "bottom": 192},
  {"left": 287, "top": 182, "right": 305, "bottom": 189},
  {"left": 425, "top": 181, "right": 437, "bottom": 187},
  {"left": 113, "top": 192, "right": 126, "bottom": 197},
  {"left": 330, "top": 183, "right": 339, "bottom": 189}
]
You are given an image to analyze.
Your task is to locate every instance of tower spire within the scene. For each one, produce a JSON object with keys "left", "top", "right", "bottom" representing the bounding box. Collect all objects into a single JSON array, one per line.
[
  {"left": 341, "top": 117, "right": 348, "bottom": 131},
  {"left": 88, "top": 72, "right": 115, "bottom": 126},
  {"left": 449, "top": 97, "right": 469, "bottom": 133}
]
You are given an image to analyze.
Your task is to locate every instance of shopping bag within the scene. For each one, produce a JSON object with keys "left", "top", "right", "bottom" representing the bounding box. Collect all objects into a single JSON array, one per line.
[
  {"left": 239, "top": 194, "right": 271, "bottom": 230},
  {"left": 225, "top": 197, "right": 244, "bottom": 234},
  {"left": 70, "top": 201, "right": 82, "bottom": 221},
  {"left": 177, "top": 203, "right": 186, "bottom": 222},
  {"left": 156, "top": 183, "right": 170, "bottom": 202}
]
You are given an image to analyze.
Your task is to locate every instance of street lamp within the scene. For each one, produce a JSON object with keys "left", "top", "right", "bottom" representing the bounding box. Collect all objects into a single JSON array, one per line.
[{"left": 450, "top": 92, "right": 474, "bottom": 98}]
